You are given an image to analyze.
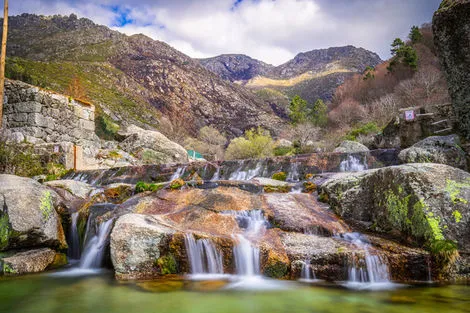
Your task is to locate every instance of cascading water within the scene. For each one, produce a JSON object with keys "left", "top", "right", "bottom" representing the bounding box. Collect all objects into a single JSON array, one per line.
[
  {"left": 229, "top": 161, "right": 265, "bottom": 181},
  {"left": 340, "top": 155, "right": 368, "bottom": 172},
  {"left": 300, "top": 259, "right": 316, "bottom": 281},
  {"left": 184, "top": 234, "right": 224, "bottom": 276},
  {"left": 210, "top": 167, "right": 220, "bottom": 181},
  {"left": 79, "top": 218, "right": 114, "bottom": 269},
  {"left": 229, "top": 210, "right": 268, "bottom": 276},
  {"left": 67, "top": 212, "right": 80, "bottom": 260},
  {"left": 170, "top": 166, "right": 186, "bottom": 181},
  {"left": 286, "top": 162, "right": 300, "bottom": 182},
  {"left": 340, "top": 233, "right": 390, "bottom": 287}
]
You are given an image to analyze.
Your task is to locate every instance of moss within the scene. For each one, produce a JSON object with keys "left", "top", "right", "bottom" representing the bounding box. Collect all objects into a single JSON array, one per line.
[
  {"left": 445, "top": 179, "right": 470, "bottom": 204},
  {"left": 0, "top": 214, "right": 11, "bottom": 250},
  {"left": 135, "top": 181, "right": 164, "bottom": 193},
  {"left": 169, "top": 179, "right": 185, "bottom": 190},
  {"left": 271, "top": 172, "right": 287, "bottom": 181},
  {"left": 263, "top": 259, "right": 289, "bottom": 279},
  {"left": 104, "top": 185, "right": 133, "bottom": 203},
  {"left": 108, "top": 150, "right": 122, "bottom": 160},
  {"left": 305, "top": 173, "right": 314, "bottom": 180},
  {"left": 40, "top": 191, "right": 54, "bottom": 221},
  {"left": 48, "top": 253, "right": 68, "bottom": 269},
  {"left": 318, "top": 192, "right": 329, "bottom": 203},
  {"left": 3, "top": 262, "right": 17, "bottom": 274},
  {"left": 303, "top": 181, "right": 317, "bottom": 193},
  {"left": 385, "top": 187, "right": 412, "bottom": 230},
  {"left": 452, "top": 210, "right": 462, "bottom": 223},
  {"left": 156, "top": 254, "right": 178, "bottom": 275},
  {"left": 263, "top": 185, "right": 290, "bottom": 193}
]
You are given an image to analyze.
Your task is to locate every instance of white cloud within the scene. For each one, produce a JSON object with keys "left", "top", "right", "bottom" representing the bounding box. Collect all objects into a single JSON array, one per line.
[{"left": 10, "top": 0, "right": 442, "bottom": 65}]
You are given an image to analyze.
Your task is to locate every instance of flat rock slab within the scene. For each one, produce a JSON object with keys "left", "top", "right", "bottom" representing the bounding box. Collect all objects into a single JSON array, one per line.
[{"left": 1, "top": 248, "right": 56, "bottom": 275}]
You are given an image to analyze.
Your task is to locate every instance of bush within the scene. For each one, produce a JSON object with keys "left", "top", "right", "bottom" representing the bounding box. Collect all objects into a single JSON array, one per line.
[
  {"left": 225, "top": 127, "right": 274, "bottom": 160},
  {"left": 273, "top": 146, "right": 295, "bottom": 156},
  {"left": 344, "top": 122, "right": 381, "bottom": 141},
  {"left": 169, "top": 178, "right": 185, "bottom": 190},
  {"left": 272, "top": 172, "right": 287, "bottom": 181},
  {"left": 95, "top": 113, "right": 120, "bottom": 141},
  {"left": 0, "top": 141, "right": 44, "bottom": 177}
]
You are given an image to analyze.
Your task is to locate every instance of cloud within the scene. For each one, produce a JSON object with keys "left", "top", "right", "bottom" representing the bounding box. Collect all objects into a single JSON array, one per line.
[{"left": 10, "top": 0, "right": 442, "bottom": 65}]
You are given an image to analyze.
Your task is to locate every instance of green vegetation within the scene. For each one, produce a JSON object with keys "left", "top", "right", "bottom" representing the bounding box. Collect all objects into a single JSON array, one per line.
[
  {"left": 445, "top": 179, "right": 470, "bottom": 204},
  {"left": 453, "top": 210, "right": 462, "bottom": 223},
  {"left": 271, "top": 172, "right": 287, "bottom": 181},
  {"left": 429, "top": 239, "right": 459, "bottom": 269},
  {"left": 388, "top": 37, "right": 418, "bottom": 72},
  {"left": 0, "top": 141, "right": 44, "bottom": 177},
  {"left": 40, "top": 191, "right": 54, "bottom": 221},
  {"left": 225, "top": 127, "right": 274, "bottom": 160},
  {"left": 273, "top": 146, "right": 295, "bottom": 156},
  {"left": 157, "top": 255, "right": 178, "bottom": 274},
  {"left": 289, "top": 95, "right": 308, "bottom": 124},
  {"left": 45, "top": 163, "right": 70, "bottom": 181},
  {"left": 0, "top": 214, "right": 11, "bottom": 250},
  {"left": 289, "top": 95, "right": 327, "bottom": 127},
  {"left": 95, "top": 113, "right": 120, "bottom": 141},
  {"left": 344, "top": 122, "right": 381, "bottom": 141},
  {"left": 363, "top": 66, "right": 375, "bottom": 81},
  {"left": 309, "top": 99, "right": 328, "bottom": 127},
  {"left": 2, "top": 263, "right": 18, "bottom": 274},
  {"left": 409, "top": 26, "right": 423, "bottom": 44},
  {"left": 169, "top": 179, "right": 185, "bottom": 190},
  {"left": 135, "top": 181, "right": 164, "bottom": 193}
]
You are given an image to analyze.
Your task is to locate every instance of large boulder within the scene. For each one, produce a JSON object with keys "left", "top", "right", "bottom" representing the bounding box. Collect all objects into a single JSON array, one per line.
[
  {"left": 118, "top": 125, "right": 188, "bottom": 164},
  {"left": 0, "top": 175, "right": 67, "bottom": 251},
  {"left": 110, "top": 214, "right": 176, "bottom": 280},
  {"left": 334, "top": 140, "right": 369, "bottom": 153},
  {"left": 44, "top": 179, "right": 97, "bottom": 199},
  {"left": 319, "top": 164, "right": 470, "bottom": 250},
  {"left": 433, "top": 0, "right": 470, "bottom": 140},
  {"left": 0, "top": 248, "right": 64, "bottom": 275},
  {"left": 399, "top": 135, "right": 468, "bottom": 170}
]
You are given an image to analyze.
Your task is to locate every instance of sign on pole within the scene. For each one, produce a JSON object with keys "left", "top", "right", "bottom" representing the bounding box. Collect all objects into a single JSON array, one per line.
[{"left": 404, "top": 110, "right": 415, "bottom": 121}]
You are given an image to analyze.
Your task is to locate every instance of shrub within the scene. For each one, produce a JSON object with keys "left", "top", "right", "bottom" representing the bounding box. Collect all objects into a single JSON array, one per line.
[
  {"left": 272, "top": 172, "right": 287, "bottom": 181},
  {"left": 273, "top": 146, "right": 295, "bottom": 156},
  {"left": 344, "top": 122, "right": 381, "bottom": 141},
  {"left": 95, "top": 113, "right": 120, "bottom": 141},
  {"left": 225, "top": 127, "right": 274, "bottom": 160},
  {"left": 169, "top": 178, "right": 185, "bottom": 190},
  {"left": 0, "top": 141, "right": 44, "bottom": 177}
]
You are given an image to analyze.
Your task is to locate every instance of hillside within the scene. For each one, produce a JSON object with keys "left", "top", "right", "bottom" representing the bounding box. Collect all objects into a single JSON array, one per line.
[
  {"left": 199, "top": 46, "right": 382, "bottom": 104},
  {"left": 2, "top": 14, "right": 286, "bottom": 139}
]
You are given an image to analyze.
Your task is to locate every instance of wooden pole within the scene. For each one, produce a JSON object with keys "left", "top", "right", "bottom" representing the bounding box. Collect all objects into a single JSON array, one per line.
[{"left": 0, "top": 0, "right": 8, "bottom": 129}]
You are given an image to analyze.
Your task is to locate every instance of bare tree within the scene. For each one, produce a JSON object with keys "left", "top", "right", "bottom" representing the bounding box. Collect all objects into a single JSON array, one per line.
[{"left": 0, "top": 0, "right": 8, "bottom": 129}]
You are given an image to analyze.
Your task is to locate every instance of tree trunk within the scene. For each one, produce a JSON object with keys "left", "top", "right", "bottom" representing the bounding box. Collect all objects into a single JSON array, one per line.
[{"left": 0, "top": 0, "right": 8, "bottom": 129}]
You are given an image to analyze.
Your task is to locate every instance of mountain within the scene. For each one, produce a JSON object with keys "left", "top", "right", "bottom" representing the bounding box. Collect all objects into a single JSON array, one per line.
[
  {"left": 199, "top": 46, "right": 382, "bottom": 104},
  {"left": 2, "top": 14, "right": 285, "bottom": 139}
]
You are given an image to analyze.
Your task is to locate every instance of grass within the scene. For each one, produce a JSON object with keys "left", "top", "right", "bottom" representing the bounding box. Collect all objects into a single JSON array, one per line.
[{"left": 246, "top": 68, "right": 352, "bottom": 88}]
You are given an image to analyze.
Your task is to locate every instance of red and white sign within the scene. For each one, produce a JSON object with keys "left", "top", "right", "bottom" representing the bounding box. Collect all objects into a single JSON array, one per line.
[{"left": 404, "top": 110, "right": 415, "bottom": 121}]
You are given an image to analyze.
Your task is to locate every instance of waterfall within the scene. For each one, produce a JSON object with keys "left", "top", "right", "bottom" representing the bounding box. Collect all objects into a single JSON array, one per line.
[
  {"left": 340, "top": 155, "right": 368, "bottom": 172},
  {"left": 67, "top": 212, "right": 80, "bottom": 260},
  {"left": 184, "top": 234, "right": 224, "bottom": 275},
  {"left": 210, "top": 167, "right": 221, "bottom": 181},
  {"left": 286, "top": 162, "right": 300, "bottom": 182},
  {"left": 300, "top": 259, "right": 316, "bottom": 281},
  {"left": 229, "top": 210, "right": 268, "bottom": 276},
  {"left": 79, "top": 218, "right": 114, "bottom": 269},
  {"left": 170, "top": 166, "right": 186, "bottom": 181},
  {"left": 229, "top": 161, "right": 264, "bottom": 181},
  {"left": 340, "top": 233, "right": 390, "bottom": 284}
]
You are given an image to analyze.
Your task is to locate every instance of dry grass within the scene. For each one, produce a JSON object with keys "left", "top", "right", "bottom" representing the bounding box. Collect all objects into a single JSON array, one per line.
[{"left": 246, "top": 68, "right": 352, "bottom": 88}]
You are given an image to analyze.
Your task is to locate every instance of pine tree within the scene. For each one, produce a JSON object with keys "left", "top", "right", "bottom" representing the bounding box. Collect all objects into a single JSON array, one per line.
[
  {"left": 289, "top": 95, "right": 308, "bottom": 124},
  {"left": 409, "top": 25, "right": 423, "bottom": 44},
  {"left": 309, "top": 99, "right": 328, "bottom": 127}
]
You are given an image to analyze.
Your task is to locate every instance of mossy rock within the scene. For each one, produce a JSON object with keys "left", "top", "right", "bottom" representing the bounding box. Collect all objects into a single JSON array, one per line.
[
  {"left": 169, "top": 179, "right": 185, "bottom": 190},
  {"left": 271, "top": 172, "right": 287, "bottom": 181},
  {"left": 156, "top": 254, "right": 178, "bottom": 275}
]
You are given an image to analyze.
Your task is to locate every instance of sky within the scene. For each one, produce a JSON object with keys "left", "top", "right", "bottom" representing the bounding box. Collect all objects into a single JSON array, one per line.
[{"left": 10, "top": 0, "right": 442, "bottom": 65}]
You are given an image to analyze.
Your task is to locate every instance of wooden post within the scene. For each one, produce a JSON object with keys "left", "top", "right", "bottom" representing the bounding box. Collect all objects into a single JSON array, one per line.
[{"left": 0, "top": 0, "right": 7, "bottom": 129}]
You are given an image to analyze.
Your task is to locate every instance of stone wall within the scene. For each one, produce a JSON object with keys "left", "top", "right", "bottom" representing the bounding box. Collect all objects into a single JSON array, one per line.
[{"left": 2, "top": 79, "right": 96, "bottom": 144}]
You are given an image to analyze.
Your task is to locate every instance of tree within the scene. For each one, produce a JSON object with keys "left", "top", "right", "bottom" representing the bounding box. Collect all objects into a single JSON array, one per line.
[
  {"left": 309, "top": 99, "right": 328, "bottom": 127},
  {"left": 289, "top": 95, "right": 308, "bottom": 124},
  {"left": 388, "top": 38, "right": 418, "bottom": 72},
  {"left": 184, "top": 126, "right": 227, "bottom": 160},
  {"left": 363, "top": 66, "right": 375, "bottom": 81},
  {"left": 409, "top": 25, "right": 423, "bottom": 44},
  {"left": 0, "top": 0, "right": 8, "bottom": 129},
  {"left": 225, "top": 127, "right": 274, "bottom": 160}
]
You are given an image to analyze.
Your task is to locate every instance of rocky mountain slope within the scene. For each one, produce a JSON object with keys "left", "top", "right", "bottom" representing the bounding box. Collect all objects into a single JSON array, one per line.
[
  {"left": 2, "top": 14, "right": 285, "bottom": 138},
  {"left": 200, "top": 46, "right": 382, "bottom": 104}
]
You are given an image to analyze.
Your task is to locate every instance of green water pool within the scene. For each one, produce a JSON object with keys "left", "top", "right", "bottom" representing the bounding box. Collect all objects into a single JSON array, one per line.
[{"left": 1, "top": 272, "right": 469, "bottom": 313}]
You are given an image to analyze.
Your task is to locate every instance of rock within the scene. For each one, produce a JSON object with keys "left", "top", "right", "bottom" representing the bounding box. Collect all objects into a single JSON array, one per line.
[
  {"left": 118, "top": 125, "right": 188, "bottom": 164},
  {"left": 263, "top": 193, "right": 350, "bottom": 235},
  {"left": 0, "top": 174, "right": 67, "bottom": 251},
  {"left": 334, "top": 140, "right": 369, "bottom": 153},
  {"left": 1, "top": 248, "right": 57, "bottom": 275},
  {"left": 44, "top": 179, "right": 97, "bottom": 199},
  {"left": 276, "top": 139, "right": 293, "bottom": 148},
  {"left": 433, "top": 0, "right": 470, "bottom": 139},
  {"left": 110, "top": 214, "right": 176, "bottom": 280},
  {"left": 398, "top": 135, "right": 467, "bottom": 170},
  {"left": 319, "top": 164, "right": 470, "bottom": 250}
]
